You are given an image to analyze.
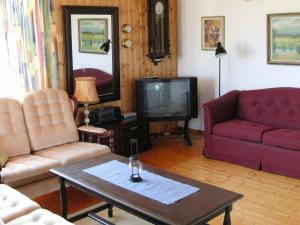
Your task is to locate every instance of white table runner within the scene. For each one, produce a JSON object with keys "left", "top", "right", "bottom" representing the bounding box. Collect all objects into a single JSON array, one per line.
[{"left": 83, "top": 160, "right": 199, "bottom": 205}]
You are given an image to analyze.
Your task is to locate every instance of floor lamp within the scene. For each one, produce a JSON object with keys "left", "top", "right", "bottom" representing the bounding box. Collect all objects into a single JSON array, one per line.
[{"left": 215, "top": 42, "right": 227, "bottom": 97}]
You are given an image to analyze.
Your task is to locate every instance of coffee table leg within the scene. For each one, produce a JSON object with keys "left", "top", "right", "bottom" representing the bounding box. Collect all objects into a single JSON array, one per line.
[
  {"left": 60, "top": 178, "right": 68, "bottom": 219},
  {"left": 223, "top": 206, "right": 232, "bottom": 225},
  {"left": 108, "top": 204, "right": 113, "bottom": 217}
]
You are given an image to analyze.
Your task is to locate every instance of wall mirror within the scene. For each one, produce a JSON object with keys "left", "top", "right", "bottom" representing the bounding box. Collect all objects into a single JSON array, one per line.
[{"left": 63, "top": 6, "right": 120, "bottom": 103}]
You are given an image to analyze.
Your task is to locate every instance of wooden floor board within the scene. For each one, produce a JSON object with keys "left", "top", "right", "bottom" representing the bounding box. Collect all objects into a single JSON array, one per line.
[{"left": 140, "top": 134, "right": 300, "bottom": 225}]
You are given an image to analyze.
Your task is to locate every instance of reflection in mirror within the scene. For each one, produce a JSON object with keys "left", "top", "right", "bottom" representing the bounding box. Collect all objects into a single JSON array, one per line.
[{"left": 63, "top": 6, "right": 120, "bottom": 103}]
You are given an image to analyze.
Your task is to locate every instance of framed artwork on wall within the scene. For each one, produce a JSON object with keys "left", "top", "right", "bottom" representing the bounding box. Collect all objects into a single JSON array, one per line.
[
  {"left": 201, "top": 16, "right": 225, "bottom": 51},
  {"left": 78, "top": 18, "right": 108, "bottom": 54},
  {"left": 267, "top": 13, "right": 300, "bottom": 65}
]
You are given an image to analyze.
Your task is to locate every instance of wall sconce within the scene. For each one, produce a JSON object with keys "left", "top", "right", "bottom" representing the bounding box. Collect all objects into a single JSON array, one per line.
[{"left": 122, "top": 39, "right": 132, "bottom": 48}]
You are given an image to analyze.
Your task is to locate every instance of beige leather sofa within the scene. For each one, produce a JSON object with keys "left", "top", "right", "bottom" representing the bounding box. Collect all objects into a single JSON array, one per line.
[
  {"left": 0, "top": 184, "right": 73, "bottom": 225},
  {"left": 0, "top": 89, "right": 112, "bottom": 188}
]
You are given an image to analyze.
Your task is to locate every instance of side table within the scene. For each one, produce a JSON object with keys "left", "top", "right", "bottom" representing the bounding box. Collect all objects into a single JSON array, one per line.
[
  {"left": 78, "top": 125, "right": 115, "bottom": 153},
  {"left": 94, "top": 117, "right": 151, "bottom": 156}
]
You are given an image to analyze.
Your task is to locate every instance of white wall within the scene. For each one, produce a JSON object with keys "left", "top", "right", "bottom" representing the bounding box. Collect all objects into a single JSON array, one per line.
[{"left": 178, "top": 0, "right": 300, "bottom": 130}]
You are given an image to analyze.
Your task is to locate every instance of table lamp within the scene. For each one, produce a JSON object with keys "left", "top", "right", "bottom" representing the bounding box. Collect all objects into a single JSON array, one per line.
[{"left": 74, "top": 77, "right": 99, "bottom": 125}]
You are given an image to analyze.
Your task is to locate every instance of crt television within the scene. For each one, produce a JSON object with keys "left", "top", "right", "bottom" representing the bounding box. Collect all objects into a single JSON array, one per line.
[{"left": 135, "top": 77, "right": 198, "bottom": 120}]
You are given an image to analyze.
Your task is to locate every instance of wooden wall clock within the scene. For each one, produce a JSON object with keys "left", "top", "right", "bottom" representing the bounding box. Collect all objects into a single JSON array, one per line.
[{"left": 148, "top": 0, "right": 170, "bottom": 65}]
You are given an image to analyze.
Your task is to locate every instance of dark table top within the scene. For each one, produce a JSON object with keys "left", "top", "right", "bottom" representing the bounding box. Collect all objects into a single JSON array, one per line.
[{"left": 51, "top": 153, "right": 243, "bottom": 225}]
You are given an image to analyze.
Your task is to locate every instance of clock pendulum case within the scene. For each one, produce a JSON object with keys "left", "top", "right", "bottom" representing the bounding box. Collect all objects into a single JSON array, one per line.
[{"left": 148, "top": 0, "right": 171, "bottom": 65}]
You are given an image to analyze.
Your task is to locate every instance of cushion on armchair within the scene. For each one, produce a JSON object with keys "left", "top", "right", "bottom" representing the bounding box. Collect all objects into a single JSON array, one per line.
[
  {"left": 263, "top": 129, "right": 300, "bottom": 151},
  {"left": 6, "top": 209, "right": 73, "bottom": 225},
  {"left": 213, "top": 119, "right": 276, "bottom": 143},
  {"left": 0, "top": 184, "right": 40, "bottom": 223},
  {"left": 22, "top": 89, "right": 79, "bottom": 151}
]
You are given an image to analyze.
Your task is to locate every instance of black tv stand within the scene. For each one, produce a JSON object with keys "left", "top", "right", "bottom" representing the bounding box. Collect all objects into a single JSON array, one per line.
[
  {"left": 146, "top": 117, "right": 193, "bottom": 146},
  {"left": 184, "top": 120, "right": 192, "bottom": 145}
]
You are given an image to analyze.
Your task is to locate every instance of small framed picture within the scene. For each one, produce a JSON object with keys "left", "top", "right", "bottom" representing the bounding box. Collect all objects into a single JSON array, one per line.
[
  {"left": 78, "top": 18, "right": 108, "bottom": 54},
  {"left": 267, "top": 13, "right": 300, "bottom": 65},
  {"left": 201, "top": 16, "right": 225, "bottom": 51}
]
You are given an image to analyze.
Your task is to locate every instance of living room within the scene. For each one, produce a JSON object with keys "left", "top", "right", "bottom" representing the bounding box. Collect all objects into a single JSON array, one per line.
[{"left": 0, "top": 0, "right": 300, "bottom": 225}]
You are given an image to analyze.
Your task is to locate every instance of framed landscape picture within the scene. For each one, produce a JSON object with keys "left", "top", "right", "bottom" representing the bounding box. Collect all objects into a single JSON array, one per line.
[
  {"left": 267, "top": 13, "right": 300, "bottom": 65},
  {"left": 201, "top": 16, "right": 225, "bottom": 51},
  {"left": 78, "top": 18, "right": 108, "bottom": 54}
]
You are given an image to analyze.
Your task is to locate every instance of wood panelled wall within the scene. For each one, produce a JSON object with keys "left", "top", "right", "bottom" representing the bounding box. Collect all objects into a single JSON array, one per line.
[{"left": 54, "top": 0, "right": 178, "bottom": 132}]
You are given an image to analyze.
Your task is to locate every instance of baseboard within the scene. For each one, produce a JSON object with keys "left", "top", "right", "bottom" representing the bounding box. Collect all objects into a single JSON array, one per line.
[{"left": 188, "top": 128, "right": 203, "bottom": 135}]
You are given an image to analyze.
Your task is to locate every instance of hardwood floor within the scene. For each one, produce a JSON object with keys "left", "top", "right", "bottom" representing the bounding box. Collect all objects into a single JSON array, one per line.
[{"left": 140, "top": 134, "right": 300, "bottom": 225}]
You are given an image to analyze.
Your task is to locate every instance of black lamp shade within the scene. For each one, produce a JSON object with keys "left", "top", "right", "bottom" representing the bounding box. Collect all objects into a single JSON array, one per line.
[
  {"left": 215, "top": 42, "right": 227, "bottom": 58},
  {"left": 100, "top": 39, "right": 111, "bottom": 53}
]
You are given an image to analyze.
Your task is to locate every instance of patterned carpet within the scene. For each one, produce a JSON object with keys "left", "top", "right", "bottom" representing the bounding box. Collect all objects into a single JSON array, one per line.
[
  {"left": 33, "top": 186, "right": 150, "bottom": 225},
  {"left": 33, "top": 186, "right": 101, "bottom": 215}
]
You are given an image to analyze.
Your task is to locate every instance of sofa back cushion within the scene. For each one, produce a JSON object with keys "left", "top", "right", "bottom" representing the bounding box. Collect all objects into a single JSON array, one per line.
[
  {"left": 0, "top": 98, "right": 30, "bottom": 157},
  {"left": 237, "top": 87, "right": 300, "bottom": 129},
  {"left": 22, "top": 89, "right": 79, "bottom": 151}
]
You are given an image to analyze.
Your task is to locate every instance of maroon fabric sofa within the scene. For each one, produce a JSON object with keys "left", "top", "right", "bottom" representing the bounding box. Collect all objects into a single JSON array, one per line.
[{"left": 203, "top": 87, "right": 300, "bottom": 179}]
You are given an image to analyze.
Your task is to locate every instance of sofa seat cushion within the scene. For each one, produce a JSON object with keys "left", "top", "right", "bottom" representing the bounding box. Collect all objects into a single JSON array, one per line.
[
  {"left": 213, "top": 119, "right": 276, "bottom": 143},
  {"left": 1, "top": 155, "right": 60, "bottom": 187},
  {"left": 6, "top": 209, "right": 73, "bottom": 225},
  {"left": 0, "top": 184, "right": 40, "bottom": 223},
  {"left": 263, "top": 129, "right": 300, "bottom": 151},
  {"left": 34, "top": 141, "right": 110, "bottom": 166}
]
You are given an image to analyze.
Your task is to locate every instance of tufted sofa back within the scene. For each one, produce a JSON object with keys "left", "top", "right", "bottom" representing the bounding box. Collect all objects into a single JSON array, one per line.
[
  {"left": 0, "top": 98, "right": 30, "bottom": 157},
  {"left": 237, "top": 87, "right": 300, "bottom": 129},
  {"left": 22, "top": 89, "right": 79, "bottom": 151}
]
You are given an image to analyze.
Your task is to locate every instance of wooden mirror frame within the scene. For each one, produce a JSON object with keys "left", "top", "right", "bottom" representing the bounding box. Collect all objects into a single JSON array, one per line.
[{"left": 63, "top": 6, "right": 120, "bottom": 103}]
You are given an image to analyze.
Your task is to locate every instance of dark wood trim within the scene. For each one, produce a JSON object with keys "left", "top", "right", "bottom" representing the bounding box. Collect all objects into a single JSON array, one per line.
[
  {"left": 70, "top": 95, "right": 78, "bottom": 119},
  {"left": 63, "top": 6, "right": 120, "bottom": 103}
]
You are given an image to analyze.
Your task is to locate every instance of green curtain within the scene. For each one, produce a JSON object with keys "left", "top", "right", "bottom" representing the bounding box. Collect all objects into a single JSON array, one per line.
[{"left": 0, "top": 0, "right": 59, "bottom": 98}]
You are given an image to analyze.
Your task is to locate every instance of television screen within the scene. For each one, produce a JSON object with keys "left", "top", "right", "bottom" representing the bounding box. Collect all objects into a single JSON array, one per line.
[
  {"left": 135, "top": 77, "right": 198, "bottom": 119},
  {"left": 145, "top": 80, "right": 189, "bottom": 117}
]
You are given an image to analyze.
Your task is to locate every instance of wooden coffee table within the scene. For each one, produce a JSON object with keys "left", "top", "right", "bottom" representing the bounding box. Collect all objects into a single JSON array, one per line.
[{"left": 50, "top": 153, "right": 242, "bottom": 225}]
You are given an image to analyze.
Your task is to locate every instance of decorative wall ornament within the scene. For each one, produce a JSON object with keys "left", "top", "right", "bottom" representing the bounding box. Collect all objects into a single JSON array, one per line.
[
  {"left": 148, "top": 0, "right": 171, "bottom": 65},
  {"left": 121, "top": 39, "right": 132, "bottom": 48},
  {"left": 121, "top": 24, "right": 132, "bottom": 33}
]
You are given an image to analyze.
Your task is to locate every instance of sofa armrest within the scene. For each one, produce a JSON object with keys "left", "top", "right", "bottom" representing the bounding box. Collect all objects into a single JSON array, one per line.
[
  {"left": 203, "top": 90, "right": 239, "bottom": 135},
  {"left": 69, "top": 95, "right": 78, "bottom": 119}
]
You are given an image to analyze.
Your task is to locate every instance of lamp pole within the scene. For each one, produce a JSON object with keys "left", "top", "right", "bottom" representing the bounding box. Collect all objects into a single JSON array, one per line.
[{"left": 215, "top": 42, "right": 227, "bottom": 98}]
